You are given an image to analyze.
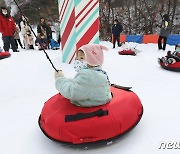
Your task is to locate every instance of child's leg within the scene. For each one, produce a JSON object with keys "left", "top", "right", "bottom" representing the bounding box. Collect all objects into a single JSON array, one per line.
[
  {"left": 168, "top": 58, "right": 176, "bottom": 64},
  {"left": 117, "top": 37, "right": 121, "bottom": 47},
  {"left": 17, "top": 39, "right": 23, "bottom": 48},
  {"left": 23, "top": 36, "right": 29, "bottom": 49},
  {"left": 113, "top": 35, "right": 116, "bottom": 48},
  {"left": 14, "top": 39, "right": 18, "bottom": 48},
  {"left": 161, "top": 57, "right": 169, "bottom": 66},
  {"left": 9, "top": 37, "right": 18, "bottom": 52}
]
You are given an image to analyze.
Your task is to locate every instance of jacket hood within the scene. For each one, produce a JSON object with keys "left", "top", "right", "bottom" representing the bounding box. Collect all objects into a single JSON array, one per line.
[{"left": 0, "top": 6, "right": 10, "bottom": 17}]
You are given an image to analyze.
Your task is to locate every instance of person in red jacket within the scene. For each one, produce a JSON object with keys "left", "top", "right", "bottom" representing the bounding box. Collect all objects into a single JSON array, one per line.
[{"left": 0, "top": 6, "right": 19, "bottom": 52}]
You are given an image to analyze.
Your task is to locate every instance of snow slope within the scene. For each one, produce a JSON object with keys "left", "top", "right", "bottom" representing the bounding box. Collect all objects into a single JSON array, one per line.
[{"left": 0, "top": 39, "right": 180, "bottom": 154}]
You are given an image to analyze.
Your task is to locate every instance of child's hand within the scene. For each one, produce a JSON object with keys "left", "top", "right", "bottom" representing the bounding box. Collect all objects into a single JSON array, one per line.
[{"left": 54, "top": 70, "right": 64, "bottom": 79}]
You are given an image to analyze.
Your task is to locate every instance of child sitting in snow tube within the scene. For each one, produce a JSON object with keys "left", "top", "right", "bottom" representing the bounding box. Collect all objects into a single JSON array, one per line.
[
  {"left": 54, "top": 44, "right": 112, "bottom": 107},
  {"left": 39, "top": 44, "right": 143, "bottom": 148},
  {"left": 158, "top": 44, "right": 180, "bottom": 71},
  {"left": 118, "top": 42, "right": 140, "bottom": 56},
  {"left": 39, "top": 85, "right": 143, "bottom": 148},
  {"left": 0, "top": 46, "right": 11, "bottom": 59}
]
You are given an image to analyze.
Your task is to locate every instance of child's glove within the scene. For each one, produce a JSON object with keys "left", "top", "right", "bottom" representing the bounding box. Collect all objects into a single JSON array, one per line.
[{"left": 54, "top": 70, "right": 64, "bottom": 79}]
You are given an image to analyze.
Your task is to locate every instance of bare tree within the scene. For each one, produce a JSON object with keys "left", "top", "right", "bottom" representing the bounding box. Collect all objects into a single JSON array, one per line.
[{"left": 99, "top": 0, "right": 180, "bottom": 39}]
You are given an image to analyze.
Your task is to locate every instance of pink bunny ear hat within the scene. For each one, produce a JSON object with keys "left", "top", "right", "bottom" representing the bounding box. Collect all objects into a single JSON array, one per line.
[{"left": 79, "top": 44, "right": 108, "bottom": 66}]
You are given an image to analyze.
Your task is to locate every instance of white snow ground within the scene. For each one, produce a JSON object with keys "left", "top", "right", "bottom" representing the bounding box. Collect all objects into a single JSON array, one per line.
[{"left": 0, "top": 38, "right": 180, "bottom": 154}]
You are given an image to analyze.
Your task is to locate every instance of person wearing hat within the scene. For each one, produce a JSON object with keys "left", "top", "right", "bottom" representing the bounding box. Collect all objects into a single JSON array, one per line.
[
  {"left": 36, "top": 17, "right": 51, "bottom": 50},
  {"left": 54, "top": 44, "right": 112, "bottom": 107},
  {"left": 14, "top": 23, "right": 24, "bottom": 49},
  {"left": 158, "top": 14, "right": 171, "bottom": 51},
  {"left": 0, "top": 6, "right": 19, "bottom": 52},
  {"left": 112, "top": 19, "right": 123, "bottom": 48},
  {"left": 20, "top": 16, "right": 34, "bottom": 49}
]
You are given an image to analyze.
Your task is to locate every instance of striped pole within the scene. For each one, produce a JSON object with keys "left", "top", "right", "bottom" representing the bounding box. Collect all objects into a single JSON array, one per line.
[{"left": 58, "top": 0, "right": 99, "bottom": 63}]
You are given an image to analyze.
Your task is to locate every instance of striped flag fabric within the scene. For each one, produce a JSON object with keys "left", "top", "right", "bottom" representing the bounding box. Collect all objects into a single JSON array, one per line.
[{"left": 58, "top": 0, "right": 99, "bottom": 63}]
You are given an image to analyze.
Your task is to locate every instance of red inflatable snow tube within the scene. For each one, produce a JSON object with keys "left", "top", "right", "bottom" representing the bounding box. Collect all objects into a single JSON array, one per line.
[
  {"left": 159, "top": 61, "right": 180, "bottom": 72},
  {"left": 118, "top": 50, "right": 136, "bottom": 56},
  {"left": 39, "top": 86, "right": 143, "bottom": 148},
  {"left": 0, "top": 52, "right": 11, "bottom": 60}
]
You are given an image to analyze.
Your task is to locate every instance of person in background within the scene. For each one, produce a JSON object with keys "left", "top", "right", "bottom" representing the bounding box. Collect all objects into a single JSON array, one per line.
[
  {"left": 36, "top": 17, "right": 49, "bottom": 50},
  {"left": 54, "top": 20, "right": 60, "bottom": 43},
  {"left": 14, "top": 23, "right": 24, "bottom": 49},
  {"left": 20, "top": 16, "right": 34, "bottom": 49},
  {"left": 0, "top": 6, "right": 19, "bottom": 52},
  {"left": 47, "top": 21, "right": 53, "bottom": 49},
  {"left": 112, "top": 19, "right": 123, "bottom": 48},
  {"left": 158, "top": 14, "right": 171, "bottom": 51}
]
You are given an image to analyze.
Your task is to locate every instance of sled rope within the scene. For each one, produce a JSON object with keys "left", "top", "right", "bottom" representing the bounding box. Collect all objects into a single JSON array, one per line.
[
  {"left": 13, "top": 0, "right": 58, "bottom": 72},
  {"left": 134, "top": 44, "right": 139, "bottom": 49}
]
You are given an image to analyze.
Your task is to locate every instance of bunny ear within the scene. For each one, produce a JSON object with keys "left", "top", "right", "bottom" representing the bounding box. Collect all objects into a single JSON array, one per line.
[{"left": 99, "top": 45, "right": 109, "bottom": 51}]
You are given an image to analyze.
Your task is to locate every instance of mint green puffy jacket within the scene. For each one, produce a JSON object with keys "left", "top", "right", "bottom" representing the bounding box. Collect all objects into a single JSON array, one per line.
[{"left": 55, "top": 67, "right": 112, "bottom": 107}]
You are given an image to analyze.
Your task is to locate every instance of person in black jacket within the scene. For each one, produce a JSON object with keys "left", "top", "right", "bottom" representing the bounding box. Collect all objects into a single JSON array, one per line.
[
  {"left": 112, "top": 19, "right": 123, "bottom": 48},
  {"left": 36, "top": 17, "right": 50, "bottom": 50},
  {"left": 158, "top": 14, "right": 171, "bottom": 51}
]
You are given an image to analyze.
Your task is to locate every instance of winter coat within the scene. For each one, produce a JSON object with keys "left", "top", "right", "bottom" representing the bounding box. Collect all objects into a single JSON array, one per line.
[
  {"left": 55, "top": 67, "right": 112, "bottom": 107},
  {"left": 20, "top": 21, "right": 34, "bottom": 49},
  {"left": 112, "top": 23, "right": 123, "bottom": 37},
  {"left": 171, "top": 50, "right": 180, "bottom": 58},
  {"left": 50, "top": 39, "right": 60, "bottom": 49},
  {"left": 0, "top": 14, "right": 16, "bottom": 36},
  {"left": 159, "top": 20, "right": 171, "bottom": 38},
  {"left": 20, "top": 21, "right": 33, "bottom": 37},
  {"left": 37, "top": 23, "right": 50, "bottom": 39}
]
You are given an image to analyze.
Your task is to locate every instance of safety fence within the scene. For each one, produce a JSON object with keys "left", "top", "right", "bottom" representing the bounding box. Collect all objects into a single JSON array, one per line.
[{"left": 114, "top": 34, "right": 180, "bottom": 45}]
